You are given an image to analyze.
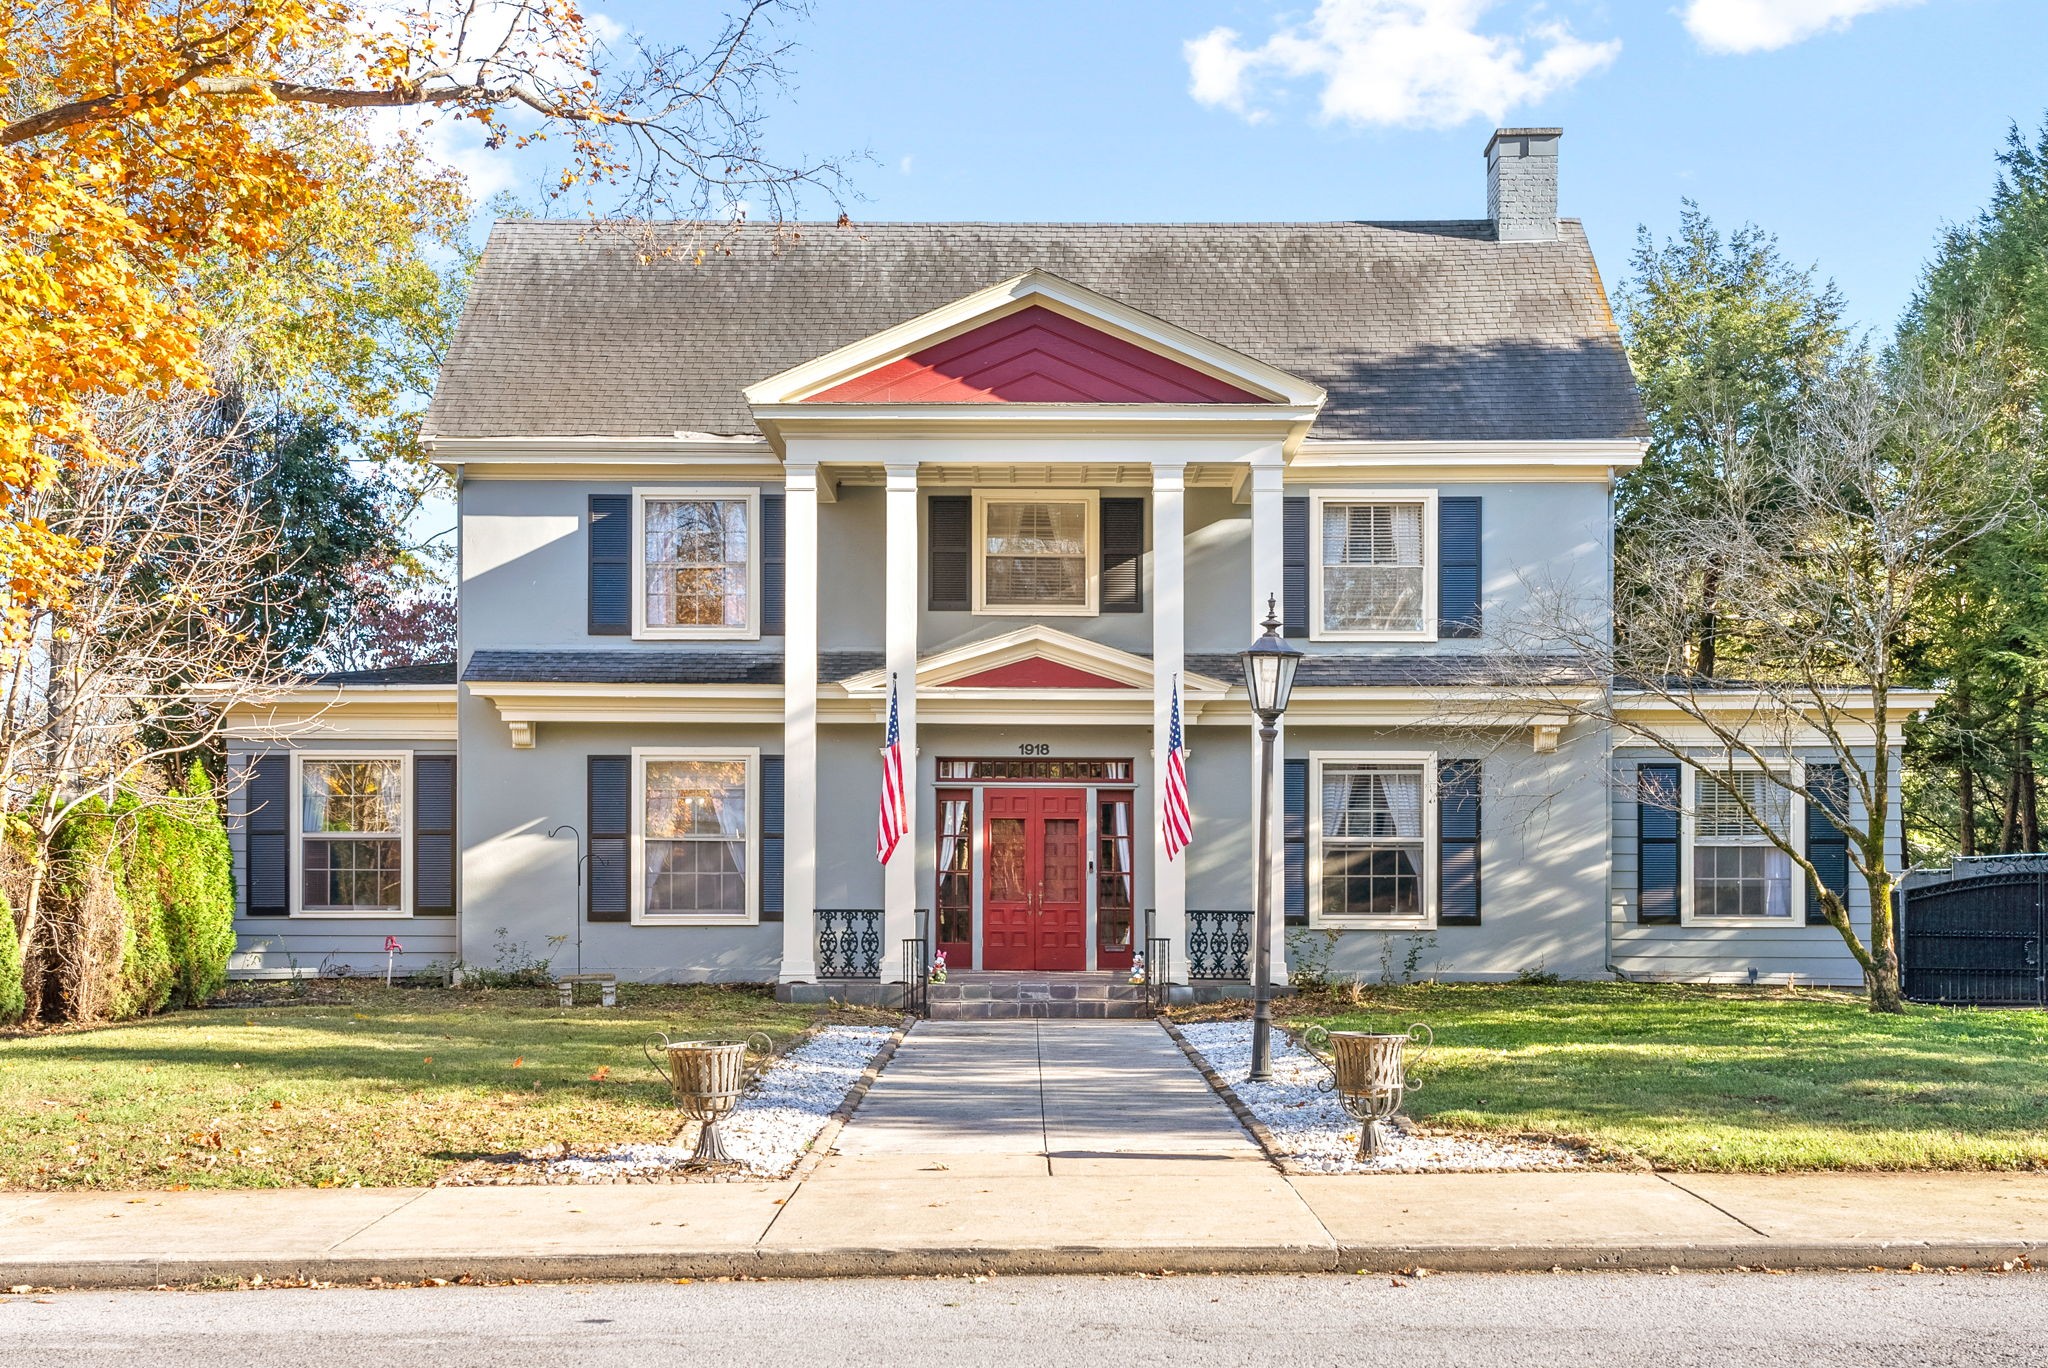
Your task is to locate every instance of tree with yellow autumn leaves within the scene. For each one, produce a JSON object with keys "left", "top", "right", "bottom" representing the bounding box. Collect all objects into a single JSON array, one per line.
[{"left": 1, "top": 1, "right": 843, "bottom": 1021}]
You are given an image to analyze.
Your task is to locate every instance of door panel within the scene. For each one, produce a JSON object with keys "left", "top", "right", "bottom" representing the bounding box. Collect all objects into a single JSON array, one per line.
[
  {"left": 983, "top": 800, "right": 1034, "bottom": 971},
  {"left": 979, "top": 787, "right": 1091, "bottom": 973}
]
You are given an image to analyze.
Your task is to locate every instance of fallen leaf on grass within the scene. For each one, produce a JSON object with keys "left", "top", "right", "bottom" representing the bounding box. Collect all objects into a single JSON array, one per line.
[
  {"left": 269, "top": 1100, "right": 283, "bottom": 1111},
  {"left": 589, "top": 1066, "right": 611, "bottom": 1082},
  {"left": 511, "top": 1058, "right": 523, "bottom": 1069}
]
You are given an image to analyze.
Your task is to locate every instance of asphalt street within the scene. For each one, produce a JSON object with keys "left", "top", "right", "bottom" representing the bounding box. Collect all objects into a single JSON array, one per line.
[{"left": 1, "top": 1269, "right": 2042, "bottom": 1367}]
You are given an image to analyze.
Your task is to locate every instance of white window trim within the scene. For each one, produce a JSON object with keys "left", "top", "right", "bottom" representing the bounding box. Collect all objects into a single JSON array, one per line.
[
  {"left": 1308, "top": 749, "right": 1438, "bottom": 930},
  {"left": 289, "top": 750, "right": 412, "bottom": 919},
  {"left": 1308, "top": 488, "right": 1438, "bottom": 643},
  {"left": 631, "top": 487, "right": 762, "bottom": 641},
  {"left": 1679, "top": 761, "right": 1807, "bottom": 928},
  {"left": 630, "top": 746, "right": 761, "bottom": 927},
  {"left": 971, "top": 488, "right": 1100, "bottom": 617}
]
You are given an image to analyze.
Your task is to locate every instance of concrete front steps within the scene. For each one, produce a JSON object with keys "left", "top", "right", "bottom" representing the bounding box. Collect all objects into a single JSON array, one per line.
[{"left": 927, "top": 971, "right": 1155, "bottom": 1020}]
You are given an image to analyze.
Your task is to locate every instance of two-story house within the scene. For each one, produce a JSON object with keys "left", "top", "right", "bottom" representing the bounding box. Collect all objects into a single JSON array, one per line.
[{"left": 223, "top": 129, "right": 1909, "bottom": 997}]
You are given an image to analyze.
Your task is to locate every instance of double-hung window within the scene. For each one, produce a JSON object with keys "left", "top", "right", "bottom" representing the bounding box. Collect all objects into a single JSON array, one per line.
[
  {"left": 973, "top": 491, "right": 1098, "bottom": 615},
  {"left": 633, "top": 749, "right": 758, "bottom": 924},
  {"left": 1688, "top": 768, "right": 1797, "bottom": 923},
  {"left": 1311, "top": 755, "right": 1434, "bottom": 926},
  {"left": 1312, "top": 492, "right": 1435, "bottom": 640},
  {"left": 296, "top": 754, "right": 408, "bottom": 916},
  {"left": 634, "top": 489, "right": 759, "bottom": 638}
]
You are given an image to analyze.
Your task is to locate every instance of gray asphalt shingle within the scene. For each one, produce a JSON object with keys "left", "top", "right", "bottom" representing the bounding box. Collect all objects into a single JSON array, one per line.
[{"left": 426, "top": 219, "right": 1645, "bottom": 444}]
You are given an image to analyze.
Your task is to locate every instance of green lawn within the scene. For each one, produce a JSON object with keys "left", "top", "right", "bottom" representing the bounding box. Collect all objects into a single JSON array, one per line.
[
  {"left": 1272, "top": 982, "right": 2048, "bottom": 1172},
  {"left": 0, "top": 983, "right": 890, "bottom": 1191}
]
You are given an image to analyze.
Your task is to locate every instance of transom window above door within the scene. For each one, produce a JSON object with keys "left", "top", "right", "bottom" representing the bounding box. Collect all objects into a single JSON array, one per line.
[
  {"left": 974, "top": 491, "right": 1098, "bottom": 615},
  {"left": 1313, "top": 492, "right": 1436, "bottom": 640},
  {"left": 634, "top": 489, "right": 758, "bottom": 638}
]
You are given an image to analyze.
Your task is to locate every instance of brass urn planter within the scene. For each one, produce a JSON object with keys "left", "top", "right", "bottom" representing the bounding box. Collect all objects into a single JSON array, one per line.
[
  {"left": 1303, "top": 1023, "right": 1432, "bottom": 1158},
  {"left": 643, "top": 1032, "right": 775, "bottom": 1166}
]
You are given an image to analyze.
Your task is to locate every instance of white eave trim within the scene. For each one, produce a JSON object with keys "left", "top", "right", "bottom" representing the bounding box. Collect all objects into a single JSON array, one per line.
[{"left": 1293, "top": 438, "right": 1649, "bottom": 467}]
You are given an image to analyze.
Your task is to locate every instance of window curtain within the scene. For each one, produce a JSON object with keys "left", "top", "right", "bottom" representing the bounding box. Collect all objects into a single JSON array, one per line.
[
  {"left": 1323, "top": 767, "right": 1423, "bottom": 840},
  {"left": 1323, "top": 503, "right": 1422, "bottom": 567}
]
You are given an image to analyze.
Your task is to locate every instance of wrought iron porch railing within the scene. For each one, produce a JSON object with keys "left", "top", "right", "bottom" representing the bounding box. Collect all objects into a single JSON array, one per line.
[
  {"left": 1145, "top": 937, "right": 1172, "bottom": 1015},
  {"left": 901, "top": 937, "right": 930, "bottom": 1016},
  {"left": 816, "top": 909, "right": 883, "bottom": 980},
  {"left": 1186, "top": 909, "right": 1253, "bottom": 981}
]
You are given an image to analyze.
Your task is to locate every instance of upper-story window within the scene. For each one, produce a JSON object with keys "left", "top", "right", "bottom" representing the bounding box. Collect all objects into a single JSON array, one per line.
[
  {"left": 974, "top": 490, "right": 1099, "bottom": 616},
  {"left": 1312, "top": 491, "right": 1437, "bottom": 641},
  {"left": 633, "top": 489, "right": 760, "bottom": 639}
]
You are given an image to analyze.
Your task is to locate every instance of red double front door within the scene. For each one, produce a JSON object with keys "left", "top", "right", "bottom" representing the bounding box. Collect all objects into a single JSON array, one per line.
[{"left": 982, "top": 788, "right": 1088, "bottom": 972}]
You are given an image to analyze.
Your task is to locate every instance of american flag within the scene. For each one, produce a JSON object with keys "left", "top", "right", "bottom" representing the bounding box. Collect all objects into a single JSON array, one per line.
[
  {"left": 876, "top": 675, "right": 908, "bottom": 864},
  {"left": 1162, "top": 676, "right": 1193, "bottom": 861}
]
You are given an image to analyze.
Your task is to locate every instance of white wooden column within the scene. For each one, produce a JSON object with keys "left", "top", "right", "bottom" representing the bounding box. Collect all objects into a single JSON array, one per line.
[
  {"left": 778, "top": 460, "right": 821, "bottom": 983},
  {"left": 1248, "top": 455, "right": 1289, "bottom": 983},
  {"left": 880, "top": 461, "right": 920, "bottom": 984},
  {"left": 1151, "top": 461, "right": 1188, "bottom": 986}
]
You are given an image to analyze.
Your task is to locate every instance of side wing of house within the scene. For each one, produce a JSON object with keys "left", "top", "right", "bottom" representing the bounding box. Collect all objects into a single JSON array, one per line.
[{"left": 223, "top": 671, "right": 460, "bottom": 979}]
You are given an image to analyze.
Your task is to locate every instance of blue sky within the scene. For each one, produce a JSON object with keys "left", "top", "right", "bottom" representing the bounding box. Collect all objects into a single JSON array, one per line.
[{"left": 447, "top": 0, "right": 2048, "bottom": 338}]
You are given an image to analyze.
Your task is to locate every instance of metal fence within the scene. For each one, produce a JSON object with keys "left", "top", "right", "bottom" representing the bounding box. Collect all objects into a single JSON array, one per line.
[{"left": 1900, "top": 855, "right": 2048, "bottom": 1007}]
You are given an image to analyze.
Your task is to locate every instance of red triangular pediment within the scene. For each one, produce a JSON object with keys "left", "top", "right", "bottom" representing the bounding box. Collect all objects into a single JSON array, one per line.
[
  {"left": 804, "top": 306, "right": 1266, "bottom": 404},
  {"left": 945, "top": 658, "right": 1138, "bottom": 690}
]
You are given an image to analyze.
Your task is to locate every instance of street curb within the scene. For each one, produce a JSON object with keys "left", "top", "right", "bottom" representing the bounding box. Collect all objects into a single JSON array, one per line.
[{"left": 3, "top": 1239, "right": 2039, "bottom": 1290}]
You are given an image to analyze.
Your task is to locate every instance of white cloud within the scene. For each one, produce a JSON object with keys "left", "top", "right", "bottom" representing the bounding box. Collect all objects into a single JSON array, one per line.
[
  {"left": 1680, "top": 0, "right": 1923, "bottom": 54},
  {"left": 899, "top": 154, "right": 915, "bottom": 175},
  {"left": 1183, "top": 1, "right": 1620, "bottom": 130}
]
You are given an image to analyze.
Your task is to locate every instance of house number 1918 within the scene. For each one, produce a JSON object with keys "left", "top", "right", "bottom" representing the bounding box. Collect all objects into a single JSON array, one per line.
[{"left": 1017, "top": 743, "right": 1050, "bottom": 756}]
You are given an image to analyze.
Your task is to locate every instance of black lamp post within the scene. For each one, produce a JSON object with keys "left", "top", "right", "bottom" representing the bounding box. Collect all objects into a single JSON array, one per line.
[{"left": 1239, "top": 595, "right": 1302, "bottom": 1082}]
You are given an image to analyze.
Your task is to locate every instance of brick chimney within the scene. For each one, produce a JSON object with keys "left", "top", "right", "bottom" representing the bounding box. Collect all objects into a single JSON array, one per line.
[{"left": 1485, "top": 128, "right": 1561, "bottom": 243}]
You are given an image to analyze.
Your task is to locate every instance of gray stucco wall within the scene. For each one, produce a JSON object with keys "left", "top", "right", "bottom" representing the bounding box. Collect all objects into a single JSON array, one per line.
[
  {"left": 226, "top": 739, "right": 460, "bottom": 979},
  {"left": 455, "top": 713, "right": 785, "bottom": 982},
  {"left": 1608, "top": 745, "right": 1902, "bottom": 986},
  {"left": 1287, "top": 720, "right": 1612, "bottom": 983}
]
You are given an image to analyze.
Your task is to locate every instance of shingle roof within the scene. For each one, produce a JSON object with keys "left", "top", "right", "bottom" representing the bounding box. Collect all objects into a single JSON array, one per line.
[
  {"left": 309, "top": 661, "right": 458, "bottom": 686},
  {"left": 427, "top": 220, "right": 1645, "bottom": 445},
  {"left": 462, "top": 649, "right": 882, "bottom": 685}
]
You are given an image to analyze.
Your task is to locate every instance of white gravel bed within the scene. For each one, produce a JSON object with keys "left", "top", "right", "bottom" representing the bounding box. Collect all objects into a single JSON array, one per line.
[
  {"left": 1177, "top": 1020, "right": 1587, "bottom": 1174},
  {"left": 548, "top": 1025, "right": 896, "bottom": 1180}
]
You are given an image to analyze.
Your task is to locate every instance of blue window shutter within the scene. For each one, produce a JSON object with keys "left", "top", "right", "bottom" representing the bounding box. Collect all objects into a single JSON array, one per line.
[
  {"left": 761, "top": 491, "right": 786, "bottom": 636},
  {"left": 928, "top": 495, "right": 971, "bottom": 612},
  {"left": 588, "top": 495, "right": 631, "bottom": 636},
  {"left": 1283, "top": 496, "right": 1309, "bottom": 638},
  {"left": 1438, "top": 760, "right": 1481, "bottom": 925},
  {"left": 1805, "top": 762, "right": 1851, "bottom": 925},
  {"left": 761, "top": 756, "right": 785, "bottom": 922},
  {"left": 244, "top": 754, "right": 290, "bottom": 917},
  {"left": 588, "top": 755, "right": 631, "bottom": 922},
  {"left": 413, "top": 755, "right": 457, "bottom": 917},
  {"left": 1636, "top": 763, "right": 1682, "bottom": 924},
  {"left": 1438, "top": 496, "right": 1482, "bottom": 638},
  {"left": 1283, "top": 758, "right": 1308, "bottom": 924},
  {"left": 1099, "top": 496, "right": 1145, "bottom": 613}
]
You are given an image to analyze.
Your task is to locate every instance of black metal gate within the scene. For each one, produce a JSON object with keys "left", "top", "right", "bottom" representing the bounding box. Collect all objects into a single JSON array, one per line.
[{"left": 1901, "top": 857, "right": 2048, "bottom": 1006}]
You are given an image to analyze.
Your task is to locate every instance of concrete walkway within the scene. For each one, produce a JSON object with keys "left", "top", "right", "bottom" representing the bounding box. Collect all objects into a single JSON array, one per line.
[
  {"left": 4, "top": 1019, "right": 2048, "bottom": 1286},
  {"left": 831, "top": 1020, "right": 1260, "bottom": 1164}
]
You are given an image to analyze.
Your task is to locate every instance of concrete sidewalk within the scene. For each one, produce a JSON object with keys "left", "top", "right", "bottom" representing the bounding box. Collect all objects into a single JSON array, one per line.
[{"left": 4, "top": 1019, "right": 2047, "bottom": 1286}]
